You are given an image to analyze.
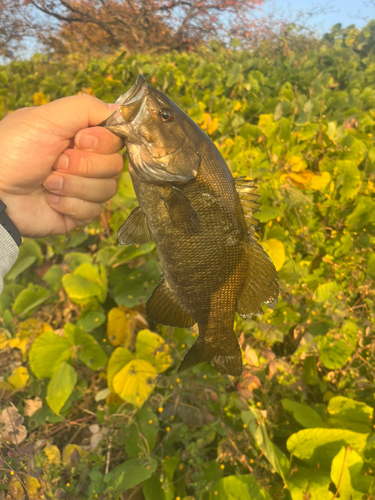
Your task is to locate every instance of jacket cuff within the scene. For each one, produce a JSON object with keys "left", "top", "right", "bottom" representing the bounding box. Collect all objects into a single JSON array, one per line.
[{"left": 0, "top": 224, "right": 20, "bottom": 295}]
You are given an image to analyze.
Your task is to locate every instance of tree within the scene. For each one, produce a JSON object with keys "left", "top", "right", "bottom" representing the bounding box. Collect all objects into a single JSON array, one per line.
[{"left": 0, "top": 0, "right": 265, "bottom": 59}]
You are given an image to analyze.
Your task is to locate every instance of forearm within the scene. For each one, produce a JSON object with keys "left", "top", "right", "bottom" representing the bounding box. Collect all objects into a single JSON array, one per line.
[{"left": 0, "top": 225, "right": 19, "bottom": 295}]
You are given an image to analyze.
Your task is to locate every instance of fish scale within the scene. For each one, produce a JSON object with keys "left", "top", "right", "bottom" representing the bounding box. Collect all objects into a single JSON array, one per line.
[{"left": 103, "top": 75, "right": 279, "bottom": 376}]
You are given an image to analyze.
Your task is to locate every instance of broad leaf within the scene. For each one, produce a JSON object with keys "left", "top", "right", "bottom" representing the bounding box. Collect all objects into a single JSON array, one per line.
[{"left": 46, "top": 362, "right": 77, "bottom": 414}]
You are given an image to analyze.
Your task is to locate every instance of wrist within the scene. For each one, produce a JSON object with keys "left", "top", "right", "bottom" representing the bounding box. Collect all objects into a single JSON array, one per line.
[{"left": 0, "top": 200, "right": 22, "bottom": 246}]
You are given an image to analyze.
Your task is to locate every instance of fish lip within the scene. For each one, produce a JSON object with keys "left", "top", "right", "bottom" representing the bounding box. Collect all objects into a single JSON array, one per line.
[
  {"left": 115, "top": 74, "right": 146, "bottom": 106},
  {"left": 101, "top": 74, "right": 149, "bottom": 133}
]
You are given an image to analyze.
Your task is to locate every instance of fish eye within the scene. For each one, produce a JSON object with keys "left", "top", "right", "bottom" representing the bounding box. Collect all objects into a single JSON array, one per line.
[{"left": 159, "top": 108, "right": 174, "bottom": 122}]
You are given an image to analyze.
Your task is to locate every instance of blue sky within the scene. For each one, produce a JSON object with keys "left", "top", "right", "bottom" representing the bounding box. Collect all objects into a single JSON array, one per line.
[{"left": 266, "top": 0, "right": 374, "bottom": 33}]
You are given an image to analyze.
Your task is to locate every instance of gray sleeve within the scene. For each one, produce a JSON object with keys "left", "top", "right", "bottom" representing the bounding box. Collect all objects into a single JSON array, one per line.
[{"left": 0, "top": 225, "right": 20, "bottom": 295}]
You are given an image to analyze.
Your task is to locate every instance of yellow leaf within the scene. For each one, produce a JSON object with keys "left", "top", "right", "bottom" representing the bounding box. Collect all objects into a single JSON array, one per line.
[
  {"left": 200, "top": 112, "right": 210, "bottom": 130},
  {"left": 136, "top": 329, "right": 172, "bottom": 374},
  {"left": 232, "top": 100, "right": 242, "bottom": 112},
  {"left": 310, "top": 171, "right": 331, "bottom": 191},
  {"left": 44, "top": 445, "right": 61, "bottom": 464},
  {"left": 113, "top": 359, "right": 157, "bottom": 408},
  {"left": 208, "top": 117, "right": 219, "bottom": 135},
  {"left": 261, "top": 239, "right": 286, "bottom": 271},
  {"left": 105, "top": 392, "right": 124, "bottom": 404},
  {"left": 107, "top": 347, "right": 134, "bottom": 392},
  {"left": 0, "top": 332, "right": 8, "bottom": 349},
  {"left": 7, "top": 366, "right": 30, "bottom": 389},
  {"left": 33, "top": 92, "right": 50, "bottom": 106},
  {"left": 288, "top": 156, "right": 307, "bottom": 172},
  {"left": 9, "top": 477, "right": 25, "bottom": 500},
  {"left": 62, "top": 444, "right": 88, "bottom": 465},
  {"left": 107, "top": 307, "right": 131, "bottom": 347},
  {"left": 288, "top": 170, "right": 315, "bottom": 188}
]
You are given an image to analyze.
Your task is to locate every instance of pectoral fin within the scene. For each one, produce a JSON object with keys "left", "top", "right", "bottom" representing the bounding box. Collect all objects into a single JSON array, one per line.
[
  {"left": 163, "top": 187, "right": 200, "bottom": 234},
  {"left": 117, "top": 206, "right": 152, "bottom": 245},
  {"left": 237, "top": 241, "right": 279, "bottom": 317},
  {"left": 146, "top": 276, "right": 196, "bottom": 328}
]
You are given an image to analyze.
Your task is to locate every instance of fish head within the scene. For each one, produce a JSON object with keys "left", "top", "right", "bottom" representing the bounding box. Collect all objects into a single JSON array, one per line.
[{"left": 102, "top": 75, "right": 201, "bottom": 183}]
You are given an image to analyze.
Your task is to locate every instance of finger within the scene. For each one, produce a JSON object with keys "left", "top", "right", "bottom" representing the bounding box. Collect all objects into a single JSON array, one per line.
[
  {"left": 53, "top": 150, "right": 124, "bottom": 178},
  {"left": 45, "top": 194, "right": 101, "bottom": 223},
  {"left": 43, "top": 173, "right": 118, "bottom": 203},
  {"left": 30, "top": 93, "right": 120, "bottom": 138},
  {"left": 74, "top": 127, "right": 124, "bottom": 154}
]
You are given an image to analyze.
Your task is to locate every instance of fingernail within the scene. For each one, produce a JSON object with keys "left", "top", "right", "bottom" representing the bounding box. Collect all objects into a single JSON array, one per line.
[
  {"left": 47, "top": 194, "right": 60, "bottom": 205},
  {"left": 76, "top": 132, "right": 98, "bottom": 151},
  {"left": 57, "top": 154, "right": 69, "bottom": 171},
  {"left": 45, "top": 175, "right": 63, "bottom": 191}
]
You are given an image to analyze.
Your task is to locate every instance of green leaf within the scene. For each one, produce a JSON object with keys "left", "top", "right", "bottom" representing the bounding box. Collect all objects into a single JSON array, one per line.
[
  {"left": 107, "top": 347, "right": 134, "bottom": 392},
  {"left": 103, "top": 458, "right": 157, "bottom": 491},
  {"left": 336, "top": 161, "right": 361, "bottom": 200},
  {"left": 286, "top": 467, "right": 331, "bottom": 500},
  {"left": 97, "top": 242, "right": 155, "bottom": 267},
  {"left": 327, "top": 396, "right": 373, "bottom": 424},
  {"left": 43, "top": 265, "right": 63, "bottom": 291},
  {"left": 62, "top": 262, "right": 107, "bottom": 304},
  {"left": 287, "top": 428, "right": 368, "bottom": 468},
  {"left": 255, "top": 206, "right": 283, "bottom": 222},
  {"left": 29, "top": 331, "right": 72, "bottom": 378},
  {"left": 136, "top": 329, "right": 172, "bottom": 373},
  {"left": 318, "top": 321, "right": 357, "bottom": 370},
  {"left": 368, "top": 254, "right": 375, "bottom": 277},
  {"left": 64, "top": 252, "right": 93, "bottom": 270},
  {"left": 143, "top": 476, "right": 165, "bottom": 500},
  {"left": 281, "top": 399, "right": 324, "bottom": 428},
  {"left": 124, "top": 407, "right": 158, "bottom": 458},
  {"left": 330, "top": 446, "right": 372, "bottom": 499},
  {"left": 112, "top": 359, "right": 157, "bottom": 408},
  {"left": 12, "top": 284, "right": 50, "bottom": 316},
  {"left": 46, "top": 362, "right": 77, "bottom": 414},
  {"left": 64, "top": 323, "right": 107, "bottom": 370},
  {"left": 77, "top": 310, "right": 106, "bottom": 332},
  {"left": 302, "top": 356, "right": 319, "bottom": 385},
  {"left": 6, "top": 239, "right": 43, "bottom": 280},
  {"left": 111, "top": 260, "right": 160, "bottom": 307},
  {"left": 314, "top": 281, "right": 339, "bottom": 302},
  {"left": 210, "top": 475, "right": 271, "bottom": 500},
  {"left": 241, "top": 408, "right": 290, "bottom": 480}
]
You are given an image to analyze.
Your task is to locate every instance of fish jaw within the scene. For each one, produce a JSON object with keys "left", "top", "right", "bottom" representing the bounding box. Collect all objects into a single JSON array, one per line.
[
  {"left": 102, "top": 75, "right": 200, "bottom": 184},
  {"left": 102, "top": 75, "right": 150, "bottom": 141}
]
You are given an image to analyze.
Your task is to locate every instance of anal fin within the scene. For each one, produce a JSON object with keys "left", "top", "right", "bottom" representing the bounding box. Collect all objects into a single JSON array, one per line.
[
  {"left": 118, "top": 206, "right": 152, "bottom": 245},
  {"left": 146, "top": 276, "right": 196, "bottom": 328},
  {"left": 163, "top": 187, "right": 200, "bottom": 235},
  {"left": 237, "top": 240, "right": 279, "bottom": 318}
]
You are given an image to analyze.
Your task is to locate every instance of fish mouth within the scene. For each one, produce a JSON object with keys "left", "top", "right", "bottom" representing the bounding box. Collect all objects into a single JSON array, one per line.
[{"left": 100, "top": 74, "right": 149, "bottom": 135}]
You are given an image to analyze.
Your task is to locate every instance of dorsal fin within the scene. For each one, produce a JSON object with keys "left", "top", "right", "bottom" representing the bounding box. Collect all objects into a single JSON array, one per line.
[
  {"left": 237, "top": 240, "right": 279, "bottom": 318},
  {"left": 234, "top": 177, "right": 261, "bottom": 239}
]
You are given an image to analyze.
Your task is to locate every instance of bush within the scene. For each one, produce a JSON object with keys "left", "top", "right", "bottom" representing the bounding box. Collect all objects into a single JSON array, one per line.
[{"left": 0, "top": 21, "right": 374, "bottom": 500}]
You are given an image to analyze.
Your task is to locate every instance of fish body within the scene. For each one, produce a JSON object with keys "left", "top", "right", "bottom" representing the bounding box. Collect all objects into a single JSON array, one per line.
[{"left": 103, "top": 75, "right": 279, "bottom": 376}]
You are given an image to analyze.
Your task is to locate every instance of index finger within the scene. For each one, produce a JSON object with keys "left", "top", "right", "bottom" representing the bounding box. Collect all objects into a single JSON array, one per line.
[{"left": 30, "top": 94, "right": 120, "bottom": 139}]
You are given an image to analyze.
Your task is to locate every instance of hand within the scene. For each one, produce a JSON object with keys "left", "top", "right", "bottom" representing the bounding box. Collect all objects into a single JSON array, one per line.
[{"left": 0, "top": 94, "right": 124, "bottom": 238}]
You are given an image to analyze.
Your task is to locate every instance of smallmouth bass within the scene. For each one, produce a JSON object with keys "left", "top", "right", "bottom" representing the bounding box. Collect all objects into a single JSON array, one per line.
[{"left": 102, "top": 75, "right": 279, "bottom": 376}]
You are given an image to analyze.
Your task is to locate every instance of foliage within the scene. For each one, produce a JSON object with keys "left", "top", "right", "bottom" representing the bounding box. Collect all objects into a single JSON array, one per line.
[{"left": 1, "top": 20, "right": 375, "bottom": 500}]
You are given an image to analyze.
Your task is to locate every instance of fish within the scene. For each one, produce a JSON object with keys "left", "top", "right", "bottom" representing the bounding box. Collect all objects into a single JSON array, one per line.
[{"left": 102, "top": 74, "right": 279, "bottom": 377}]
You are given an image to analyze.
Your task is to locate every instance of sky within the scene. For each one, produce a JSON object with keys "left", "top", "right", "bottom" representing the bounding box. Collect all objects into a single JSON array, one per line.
[{"left": 265, "top": 0, "right": 375, "bottom": 33}]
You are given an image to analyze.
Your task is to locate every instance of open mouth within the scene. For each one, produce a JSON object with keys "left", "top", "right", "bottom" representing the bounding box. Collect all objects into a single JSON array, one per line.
[{"left": 100, "top": 74, "right": 149, "bottom": 132}]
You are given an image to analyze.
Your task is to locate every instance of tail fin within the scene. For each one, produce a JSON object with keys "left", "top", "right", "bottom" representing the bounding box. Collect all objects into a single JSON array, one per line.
[{"left": 178, "top": 334, "right": 242, "bottom": 377}]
